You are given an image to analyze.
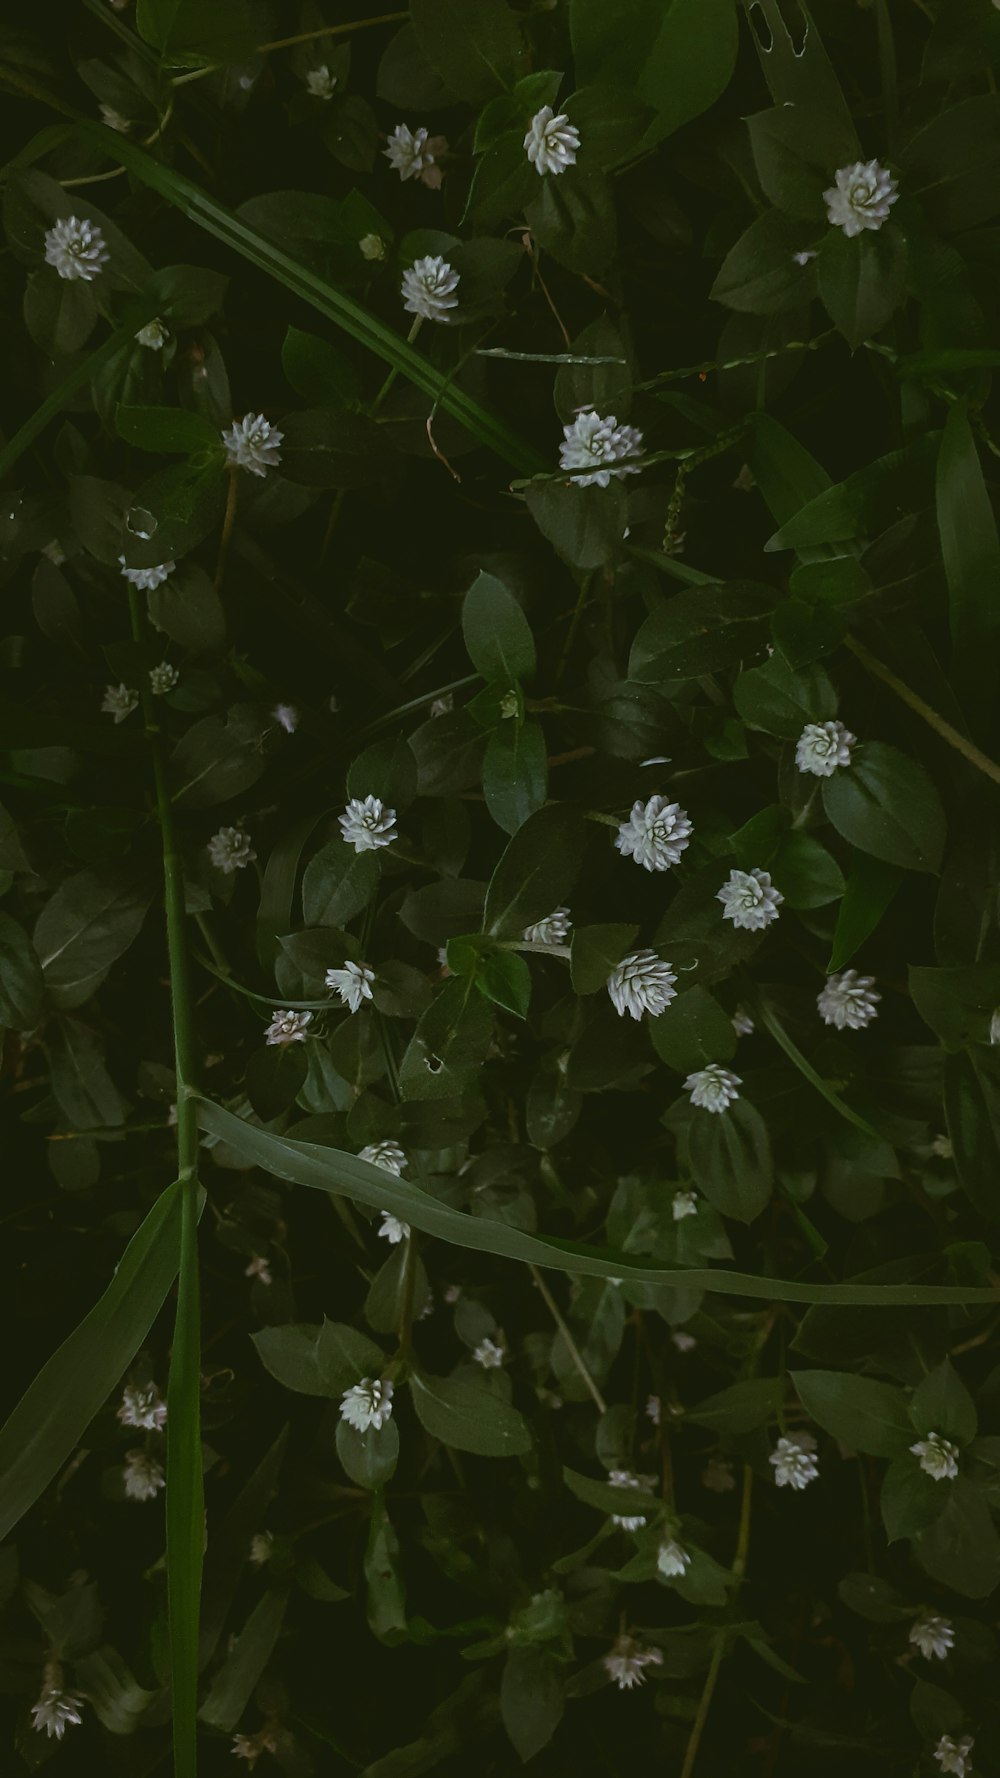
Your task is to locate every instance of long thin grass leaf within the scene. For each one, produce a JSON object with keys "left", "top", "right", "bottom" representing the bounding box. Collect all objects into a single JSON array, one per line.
[
  {"left": 0, "top": 1181, "right": 183, "bottom": 1543},
  {"left": 166, "top": 1180, "right": 203, "bottom": 1778},
  {"left": 73, "top": 121, "right": 547, "bottom": 476},
  {"left": 195, "top": 1100, "right": 999, "bottom": 1307}
]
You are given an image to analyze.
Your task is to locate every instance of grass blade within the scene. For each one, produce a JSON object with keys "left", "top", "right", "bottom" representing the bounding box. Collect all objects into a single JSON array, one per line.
[
  {"left": 73, "top": 121, "right": 547, "bottom": 476},
  {"left": 0, "top": 1180, "right": 183, "bottom": 1543},
  {"left": 166, "top": 1181, "right": 203, "bottom": 1778},
  {"left": 195, "top": 1098, "right": 999, "bottom": 1308},
  {"left": 749, "top": 991, "right": 880, "bottom": 1137}
]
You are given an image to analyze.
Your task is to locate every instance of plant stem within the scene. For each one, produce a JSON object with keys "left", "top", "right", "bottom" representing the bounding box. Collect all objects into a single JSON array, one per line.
[
  {"left": 530, "top": 1266, "right": 607, "bottom": 1412},
  {"left": 846, "top": 636, "right": 1000, "bottom": 787},
  {"left": 129, "top": 589, "right": 203, "bottom": 1778},
  {"left": 679, "top": 1465, "right": 753, "bottom": 1778},
  {"left": 215, "top": 468, "right": 239, "bottom": 589}
]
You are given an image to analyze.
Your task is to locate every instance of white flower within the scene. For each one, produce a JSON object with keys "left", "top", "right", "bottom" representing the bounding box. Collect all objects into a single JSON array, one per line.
[
  {"left": 222, "top": 413, "right": 284, "bottom": 477},
  {"left": 358, "top": 1139, "right": 408, "bottom": 1176},
  {"left": 430, "top": 692, "right": 453, "bottom": 717},
  {"left": 339, "top": 794, "right": 397, "bottom": 853},
  {"left": 245, "top": 1255, "right": 273, "bottom": 1285},
  {"left": 684, "top": 1064, "right": 742, "bottom": 1115},
  {"left": 672, "top": 1189, "right": 698, "bottom": 1222},
  {"left": 149, "top": 661, "right": 179, "bottom": 695},
  {"left": 717, "top": 867, "right": 783, "bottom": 931},
  {"left": 44, "top": 215, "right": 109, "bottom": 282},
  {"left": 473, "top": 1337, "right": 505, "bottom": 1369},
  {"left": 360, "top": 233, "right": 386, "bottom": 261},
  {"left": 672, "top": 1329, "right": 697, "bottom": 1353},
  {"left": 305, "top": 64, "right": 337, "bottom": 99},
  {"left": 702, "top": 1456, "right": 737, "bottom": 1493},
  {"left": 657, "top": 1538, "right": 691, "bottom": 1579},
  {"left": 135, "top": 317, "right": 169, "bottom": 350},
  {"left": 559, "top": 409, "right": 644, "bottom": 488},
  {"left": 264, "top": 1008, "right": 312, "bottom": 1046},
  {"left": 817, "top": 969, "right": 880, "bottom": 1031},
  {"left": 101, "top": 683, "right": 138, "bottom": 723},
  {"left": 42, "top": 539, "right": 67, "bottom": 565},
  {"left": 792, "top": 248, "right": 818, "bottom": 265},
  {"left": 118, "top": 1382, "right": 167, "bottom": 1431},
  {"left": 795, "top": 718, "right": 855, "bottom": 777},
  {"left": 31, "top": 1685, "right": 84, "bottom": 1740},
  {"left": 99, "top": 103, "right": 131, "bottom": 133},
  {"left": 909, "top": 1614, "right": 955, "bottom": 1661},
  {"left": 989, "top": 1006, "right": 1000, "bottom": 1045},
  {"left": 607, "top": 949, "right": 677, "bottom": 1021},
  {"left": 769, "top": 1433, "right": 819, "bottom": 1491},
  {"left": 123, "top": 1449, "right": 166, "bottom": 1501},
  {"left": 378, "top": 1211, "right": 410, "bottom": 1245},
  {"left": 340, "top": 1377, "right": 393, "bottom": 1433},
  {"left": 325, "top": 960, "right": 376, "bottom": 1013},
  {"left": 249, "top": 1531, "right": 274, "bottom": 1565},
  {"left": 608, "top": 1468, "right": 655, "bottom": 1531},
  {"left": 524, "top": 105, "right": 580, "bottom": 176},
  {"left": 272, "top": 703, "right": 298, "bottom": 734},
  {"left": 934, "top": 1735, "right": 975, "bottom": 1777},
  {"left": 401, "top": 254, "right": 460, "bottom": 322},
  {"left": 523, "top": 907, "right": 572, "bottom": 946},
  {"left": 911, "top": 1432, "right": 959, "bottom": 1482},
  {"left": 615, "top": 795, "right": 693, "bottom": 871},
  {"left": 384, "top": 122, "right": 442, "bottom": 186},
  {"left": 207, "top": 826, "right": 256, "bottom": 873},
  {"left": 732, "top": 1006, "right": 755, "bottom": 1037},
  {"left": 646, "top": 1394, "right": 661, "bottom": 1427},
  {"left": 824, "top": 160, "right": 898, "bottom": 237},
  {"left": 603, "top": 1634, "right": 663, "bottom": 1690},
  {"left": 931, "top": 1133, "right": 953, "bottom": 1160},
  {"left": 119, "top": 555, "right": 175, "bottom": 590},
  {"left": 232, "top": 1728, "right": 280, "bottom": 1768}
]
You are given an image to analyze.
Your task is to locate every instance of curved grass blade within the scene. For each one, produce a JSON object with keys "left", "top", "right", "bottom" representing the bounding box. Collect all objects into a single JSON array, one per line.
[
  {"left": 0, "top": 1180, "right": 182, "bottom": 1543},
  {"left": 167, "top": 1178, "right": 202, "bottom": 1778},
  {"left": 73, "top": 121, "right": 547, "bottom": 477},
  {"left": 195, "top": 1100, "right": 999, "bottom": 1307},
  {"left": 748, "top": 991, "right": 880, "bottom": 1138}
]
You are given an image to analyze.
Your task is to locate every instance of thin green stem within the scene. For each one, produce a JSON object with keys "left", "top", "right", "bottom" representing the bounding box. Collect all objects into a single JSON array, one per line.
[
  {"left": 679, "top": 1465, "right": 753, "bottom": 1778},
  {"left": 170, "top": 11, "right": 408, "bottom": 83},
  {"left": 530, "top": 1266, "right": 607, "bottom": 1413}
]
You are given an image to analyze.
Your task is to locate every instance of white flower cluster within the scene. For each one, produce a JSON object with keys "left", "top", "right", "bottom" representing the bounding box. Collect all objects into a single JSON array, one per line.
[
  {"left": 339, "top": 794, "right": 397, "bottom": 853},
  {"left": 44, "top": 215, "right": 109, "bottom": 281},
  {"left": 149, "top": 661, "right": 179, "bottom": 695},
  {"left": 607, "top": 949, "right": 677, "bottom": 1021},
  {"left": 684, "top": 1065, "right": 741, "bottom": 1114},
  {"left": 384, "top": 123, "right": 445, "bottom": 187},
  {"left": 608, "top": 1468, "right": 655, "bottom": 1531},
  {"left": 401, "top": 255, "right": 460, "bottom": 322},
  {"left": 824, "top": 160, "right": 898, "bottom": 236},
  {"left": 603, "top": 1633, "right": 663, "bottom": 1690},
  {"left": 524, "top": 105, "right": 580, "bottom": 176},
  {"left": 305, "top": 64, "right": 337, "bottom": 99},
  {"left": 911, "top": 1431, "right": 960, "bottom": 1481},
  {"left": 615, "top": 794, "right": 692, "bottom": 871},
  {"left": 657, "top": 1537, "right": 690, "bottom": 1579},
  {"left": 208, "top": 826, "right": 256, "bottom": 873},
  {"left": 101, "top": 683, "right": 138, "bottom": 723},
  {"left": 119, "top": 555, "right": 174, "bottom": 590},
  {"left": 473, "top": 1336, "right": 506, "bottom": 1369},
  {"left": 31, "top": 1678, "right": 84, "bottom": 1741},
  {"left": 123, "top": 1448, "right": 165, "bottom": 1501},
  {"left": 326, "top": 959, "right": 375, "bottom": 1012},
  {"left": 358, "top": 1139, "right": 408, "bottom": 1175},
  {"left": 817, "top": 969, "right": 880, "bottom": 1030},
  {"left": 909, "top": 1614, "right": 954, "bottom": 1661},
  {"left": 717, "top": 867, "right": 783, "bottom": 931},
  {"left": 672, "top": 1189, "right": 698, "bottom": 1222},
  {"left": 378, "top": 1211, "right": 409, "bottom": 1245},
  {"left": 559, "top": 409, "right": 644, "bottom": 488},
  {"left": 340, "top": 1377, "right": 394, "bottom": 1432},
  {"left": 118, "top": 1381, "right": 167, "bottom": 1431},
  {"left": 769, "top": 1433, "right": 819, "bottom": 1490},
  {"left": 523, "top": 907, "right": 572, "bottom": 946},
  {"left": 222, "top": 414, "right": 284, "bottom": 476},
  {"left": 795, "top": 719, "right": 855, "bottom": 777},
  {"left": 934, "top": 1735, "right": 975, "bottom": 1777},
  {"left": 264, "top": 1009, "right": 312, "bottom": 1046}
]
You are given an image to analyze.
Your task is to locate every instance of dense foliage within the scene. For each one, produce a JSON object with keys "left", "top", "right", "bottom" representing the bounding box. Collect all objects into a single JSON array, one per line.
[{"left": 3, "top": 1, "right": 1000, "bottom": 1774}]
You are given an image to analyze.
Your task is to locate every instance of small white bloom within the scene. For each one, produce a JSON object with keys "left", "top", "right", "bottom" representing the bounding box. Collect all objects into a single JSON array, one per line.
[
  {"left": 657, "top": 1537, "right": 691, "bottom": 1579},
  {"left": 358, "top": 1139, "right": 408, "bottom": 1176},
  {"left": 222, "top": 413, "right": 284, "bottom": 477},
  {"left": 339, "top": 794, "right": 397, "bottom": 853},
  {"left": 119, "top": 555, "right": 175, "bottom": 590},
  {"left": 559, "top": 409, "right": 644, "bottom": 489},
  {"left": 31, "top": 1685, "right": 84, "bottom": 1741},
  {"left": 909, "top": 1614, "right": 955, "bottom": 1661},
  {"left": 717, "top": 867, "right": 783, "bottom": 931},
  {"left": 305, "top": 64, "right": 337, "bottom": 99},
  {"left": 615, "top": 794, "right": 693, "bottom": 872},
  {"left": 149, "top": 661, "right": 179, "bottom": 695},
  {"left": 264, "top": 1008, "right": 312, "bottom": 1046},
  {"left": 101, "top": 682, "right": 138, "bottom": 723},
  {"left": 817, "top": 969, "right": 880, "bottom": 1031},
  {"left": 934, "top": 1735, "right": 975, "bottom": 1777},
  {"left": 42, "top": 539, "right": 67, "bottom": 565},
  {"left": 99, "top": 103, "right": 131, "bottom": 133},
  {"left": 931, "top": 1133, "right": 953, "bottom": 1160},
  {"left": 378, "top": 1211, "right": 410, "bottom": 1245},
  {"left": 795, "top": 719, "right": 856, "bottom": 778},
  {"left": 603, "top": 1634, "right": 663, "bottom": 1690},
  {"left": 207, "top": 826, "right": 256, "bottom": 873},
  {"left": 646, "top": 1393, "right": 661, "bottom": 1427},
  {"left": 770, "top": 1433, "right": 819, "bottom": 1491},
  {"left": 118, "top": 1382, "right": 167, "bottom": 1431},
  {"left": 135, "top": 316, "right": 169, "bottom": 350},
  {"left": 44, "top": 215, "right": 109, "bottom": 282},
  {"left": 672, "top": 1189, "right": 698, "bottom": 1222},
  {"left": 911, "top": 1432, "right": 959, "bottom": 1482},
  {"left": 672, "top": 1329, "right": 697, "bottom": 1353},
  {"left": 272, "top": 703, "right": 298, "bottom": 734},
  {"left": 245, "top": 1255, "right": 273, "bottom": 1285},
  {"left": 732, "top": 1006, "right": 755, "bottom": 1037},
  {"left": 524, "top": 105, "right": 580, "bottom": 176},
  {"left": 607, "top": 949, "right": 677, "bottom": 1021},
  {"left": 792, "top": 249, "right": 817, "bottom": 265},
  {"left": 430, "top": 692, "right": 453, "bottom": 717},
  {"left": 384, "top": 122, "right": 439, "bottom": 184},
  {"left": 123, "top": 1449, "right": 166, "bottom": 1501},
  {"left": 702, "top": 1456, "right": 737, "bottom": 1494},
  {"left": 232, "top": 1728, "right": 280, "bottom": 1767},
  {"left": 360, "top": 233, "right": 387, "bottom": 261},
  {"left": 325, "top": 960, "right": 376, "bottom": 1013},
  {"left": 824, "top": 159, "right": 898, "bottom": 237},
  {"left": 401, "top": 254, "right": 460, "bottom": 322},
  {"left": 340, "top": 1377, "right": 394, "bottom": 1433},
  {"left": 608, "top": 1468, "right": 655, "bottom": 1532},
  {"left": 473, "top": 1336, "right": 505, "bottom": 1369},
  {"left": 989, "top": 1006, "right": 1000, "bottom": 1045},
  {"left": 684, "top": 1064, "right": 742, "bottom": 1115},
  {"left": 523, "top": 907, "right": 572, "bottom": 946},
  {"left": 248, "top": 1531, "right": 274, "bottom": 1565}
]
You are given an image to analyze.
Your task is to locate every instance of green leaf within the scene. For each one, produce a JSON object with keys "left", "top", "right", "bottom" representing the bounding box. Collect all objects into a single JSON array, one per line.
[
  {"left": 281, "top": 324, "right": 359, "bottom": 410},
  {"left": 484, "top": 804, "right": 587, "bottom": 939},
  {"left": 501, "top": 1646, "right": 564, "bottom": 1762},
  {"left": 733, "top": 654, "right": 836, "bottom": 736},
  {"left": 570, "top": 923, "right": 639, "bottom": 995},
  {"left": 570, "top": 0, "right": 738, "bottom": 143},
  {"left": 169, "top": 708, "right": 268, "bottom": 808},
  {"left": 478, "top": 950, "right": 531, "bottom": 1019},
  {"left": 0, "top": 1182, "right": 184, "bottom": 1542},
  {"left": 711, "top": 209, "right": 817, "bottom": 314},
  {"left": 629, "top": 582, "right": 775, "bottom": 681},
  {"left": 410, "top": 0, "right": 526, "bottom": 100},
  {"left": 483, "top": 720, "right": 548, "bottom": 835},
  {"left": 198, "top": 1592, "right": 289, "bottom": 1732},
  {"left": 462, "top": 572, "right": 536, "bottom": 683},
  {"left": 751, "top": 993, "right": 878, "bottom": 1137},
  {"left": 33, "top": 870, "right": 152, "bottom": 1010},
  {"left": 279, "top": 408, "right": 395, "bottom": 488},
  {"left": 936, "top": 398, "right": 1000, "bottom": 711},
  {"left": 685, "top": 1377, "right": 783, "bottom": 1433},
  {"left": 302, "top": 840, "right": 380, "bottom": 928},
  {"left": 915, "top": 1484, "right": 1000, "bottom": 1600},
  {"left": 817, "top": 226, "right": 908, "bottom": 349},
  {"left": 115, "top": 403, "right": 221, "bottom": 456},
  {"left": 944, "top": 1050, "right": 1000, "bottom": 1221},
  {"left": 136, "top": 0, "right": 257, "bottom": 64},
  {"left": 687, "top": 1098, "right": 774, "bottom": 1222},
  {"left": 523, "top": 477, "right": 627, "bottom": 569},
  {"left": 0, "top": 910, "right": 45, "bottom": 1029},
  {"left": 410, "top": 1372, "right": 531, "bottom": 1456},
  {"left": 649, "top": 986, "right": 738, "bottom": 1073},
  {"left": 910, "top": 1360, "right": 977, "bottom": 1446},
  {"left": 336, "top": 1417, "right": 400, "bottom": 1489},
  {"left": 399, "top": 974, "right": 496, "bottom": 1100},
  {"left": 821, "top": 744, "right": 946, "bottom": 874},
  {"left": 775, "top": 832, "right": 845, "bottom": 910},
  {"left": 909, "top": 964, "right": 1000, "bottom": 1050},
  {"left": 792, "top": 1370, "right": 912, "bottom": 1457},
  {"left": 828, "top": 852, "right": 902, "bottom": 973}
]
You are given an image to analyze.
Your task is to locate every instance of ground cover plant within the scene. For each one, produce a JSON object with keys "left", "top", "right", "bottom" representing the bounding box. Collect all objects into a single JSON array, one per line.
[{"left": 2, "top": 0, "right": 1000, "bottom": 1773}]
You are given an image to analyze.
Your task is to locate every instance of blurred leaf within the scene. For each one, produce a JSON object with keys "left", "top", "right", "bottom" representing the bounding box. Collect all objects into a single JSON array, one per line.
[
  {"left": 411, "top": 1372, "right": 531, "bottom": 1456},
  {"left": 822, "top": 744, "right": 946, "bottom": 874}
]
